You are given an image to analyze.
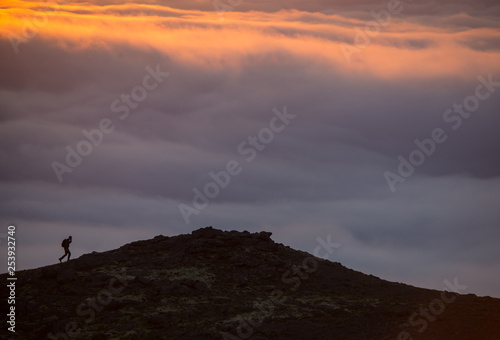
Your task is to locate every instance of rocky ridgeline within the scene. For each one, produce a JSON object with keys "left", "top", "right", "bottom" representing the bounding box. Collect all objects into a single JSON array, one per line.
[{"left": 1, "top": 227, "right": 500, "bottom": 339}]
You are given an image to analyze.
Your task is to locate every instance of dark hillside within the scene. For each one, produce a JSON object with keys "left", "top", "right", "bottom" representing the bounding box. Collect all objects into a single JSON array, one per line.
[{"left": 2, "top": 227, "right": 499, "bottom": 339}]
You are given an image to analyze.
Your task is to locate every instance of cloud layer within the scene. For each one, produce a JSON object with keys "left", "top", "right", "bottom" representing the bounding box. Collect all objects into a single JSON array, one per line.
[{"left": 1, "top": 0, "right": 499, "bottom": 298}]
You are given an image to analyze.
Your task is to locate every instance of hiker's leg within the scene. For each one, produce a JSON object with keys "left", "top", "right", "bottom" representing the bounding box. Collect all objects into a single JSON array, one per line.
[
  {"left": 60, "top": 248, "right": 69, "bottom": 261},
  {"left": 67, "top": 250, "right": 71, "bottom": 261}
]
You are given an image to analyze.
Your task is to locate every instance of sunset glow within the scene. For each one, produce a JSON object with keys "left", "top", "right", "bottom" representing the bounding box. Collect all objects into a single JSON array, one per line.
[{"left": 2, "top": 1, "right": 499, "bottom": 78}]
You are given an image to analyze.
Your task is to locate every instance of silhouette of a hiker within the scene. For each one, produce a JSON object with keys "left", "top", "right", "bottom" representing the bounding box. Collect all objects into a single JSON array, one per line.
[{"left": 59, "top": 236, "right": 72, "bottom": 263}]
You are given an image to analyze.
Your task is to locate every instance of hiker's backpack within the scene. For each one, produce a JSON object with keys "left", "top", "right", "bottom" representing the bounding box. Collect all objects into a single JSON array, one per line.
[{"left": 61, "top": 239, "right": 68, "bottom": 248}]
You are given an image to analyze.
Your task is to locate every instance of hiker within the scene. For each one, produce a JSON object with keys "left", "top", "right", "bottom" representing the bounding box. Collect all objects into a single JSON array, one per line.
[{"left": 59, "top": 236, "right": 72, "bottom": 263}]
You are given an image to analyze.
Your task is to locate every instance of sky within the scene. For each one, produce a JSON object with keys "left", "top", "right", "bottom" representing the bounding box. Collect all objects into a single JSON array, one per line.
[{"left": 1, "top": 0, "right": 499, "bottom": 298}]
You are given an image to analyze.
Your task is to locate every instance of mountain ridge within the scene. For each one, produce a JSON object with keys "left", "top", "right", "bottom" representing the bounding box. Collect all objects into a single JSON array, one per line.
[{"left": 1, "top": 226, "right": 500, "bottom": 339}]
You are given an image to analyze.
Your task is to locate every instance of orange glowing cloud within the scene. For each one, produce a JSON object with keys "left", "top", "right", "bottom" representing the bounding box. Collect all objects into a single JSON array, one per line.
[{"left": 1, "top": 1, "right": 499, "bottom": 79}]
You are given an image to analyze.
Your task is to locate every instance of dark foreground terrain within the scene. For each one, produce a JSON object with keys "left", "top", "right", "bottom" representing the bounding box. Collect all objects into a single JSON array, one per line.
[{"left": 1, "top": 227, "right": 500, "bottom": 339}]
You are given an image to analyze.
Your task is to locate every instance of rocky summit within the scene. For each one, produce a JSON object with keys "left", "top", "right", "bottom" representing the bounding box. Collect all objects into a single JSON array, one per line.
[{"left": 1, "top": 227, "right": 500, "bottom": 339}]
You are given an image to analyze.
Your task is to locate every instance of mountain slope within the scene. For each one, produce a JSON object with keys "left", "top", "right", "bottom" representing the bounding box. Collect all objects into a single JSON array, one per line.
[{"left": 2, "top": 227, "right": 500, "bottom": 339}]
